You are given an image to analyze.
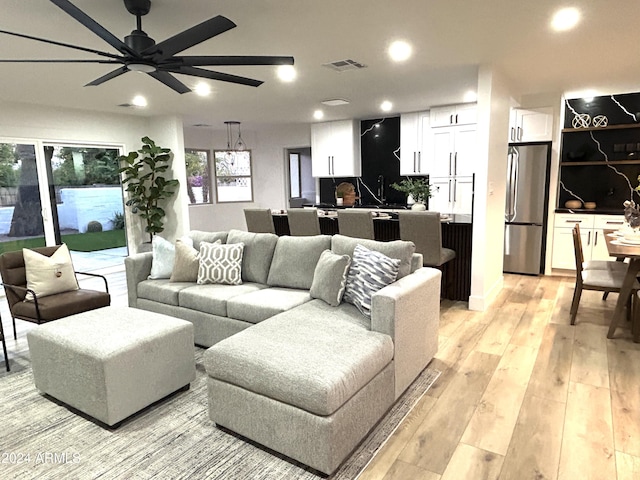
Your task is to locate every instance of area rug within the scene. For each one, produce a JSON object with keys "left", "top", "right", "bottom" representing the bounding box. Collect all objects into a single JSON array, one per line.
[{"left": 0, "top": 348, "right": 439, "bottom": 479}]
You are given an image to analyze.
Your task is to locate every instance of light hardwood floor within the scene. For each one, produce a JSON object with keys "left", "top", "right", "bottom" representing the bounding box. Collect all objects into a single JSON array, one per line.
[
  {"left": 3, "top": 270, "right": 640, "bottom": 479},
  {"left": 360, "top": 273, "right": 640, "bottom": 480}
]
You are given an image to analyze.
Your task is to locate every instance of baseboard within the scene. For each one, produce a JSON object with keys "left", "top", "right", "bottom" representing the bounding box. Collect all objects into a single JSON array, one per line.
[{"left": 468, "top": 275, "right": 504, "bottom": 311}]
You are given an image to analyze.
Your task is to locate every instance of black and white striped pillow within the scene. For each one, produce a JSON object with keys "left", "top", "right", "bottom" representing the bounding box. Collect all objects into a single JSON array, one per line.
[{"left": 344, "top": 244, "right": 400, "bottom": 317}]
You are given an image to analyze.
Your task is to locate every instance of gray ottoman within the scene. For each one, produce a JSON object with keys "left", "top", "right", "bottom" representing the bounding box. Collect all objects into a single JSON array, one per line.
[
  {"left": 204, "top": 302, "right": 395, "bottom": 475},
  {"left": 27, "top": 305, "right": 195, "bottom": 427}
]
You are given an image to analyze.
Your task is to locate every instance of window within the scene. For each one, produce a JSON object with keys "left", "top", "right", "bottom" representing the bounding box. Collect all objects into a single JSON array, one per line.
[
  {"left": 185, "top": 149, "right": 211, "bottom": 204},
  {"left": 289, "top": 152, "right": 301, "bottom": 198},
  {"left": 213, "top": 150, "right": 253, "bottom": 202}
]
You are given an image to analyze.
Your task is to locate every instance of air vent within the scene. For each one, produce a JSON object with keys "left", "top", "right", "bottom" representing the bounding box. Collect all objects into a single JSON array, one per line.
[
  {"left": 322, "top": 59, "right": 367, "bottom": 72},
  {"left": 192, "top": 123, "right": 212, "bottom": 128},
  {"left": 321, "top": 98, "right": 350, "bottom": 106},
  {"left": 117, "top": 103, "right": 133, "bottom": 108}
]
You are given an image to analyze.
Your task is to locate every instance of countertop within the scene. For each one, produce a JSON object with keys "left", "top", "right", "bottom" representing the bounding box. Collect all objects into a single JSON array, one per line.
[{"left": 273, "top": 209, "right": 473, "bottom": 225}]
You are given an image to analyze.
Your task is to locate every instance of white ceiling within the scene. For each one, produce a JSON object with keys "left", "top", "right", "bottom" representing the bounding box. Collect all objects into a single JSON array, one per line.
[{"left": 0, "top": 0, "right": 639, "bottom": 130}]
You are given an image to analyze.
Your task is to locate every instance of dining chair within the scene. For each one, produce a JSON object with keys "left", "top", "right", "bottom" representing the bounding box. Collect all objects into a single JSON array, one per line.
[
  {"left": 399, "top": 211, "right": 456, "bottom": 297},
  {"left": 244, "top": 208, "right": 276, "bottom": 234},
  {"left": 337, "top": 210, "right": 375, "bottom": 239},
  {"left": 570, "top": 224, "right": 639, "bottom": 325},
  {"left": 287, "top": 208, "right": 321, "bottom": 236}
]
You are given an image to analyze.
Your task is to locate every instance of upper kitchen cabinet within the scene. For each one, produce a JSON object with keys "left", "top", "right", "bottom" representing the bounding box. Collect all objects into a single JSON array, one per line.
[
  {"left": 430, "top": 103, "right": 477, "bottom": 128},
  {"left": 509, "top": 107, "right": 554, "bottom": 143},
  {"left": 311, "top": 119, "right": 361, "bottom": 177},
  {"left": 400, "top": 111, "right": 431, "bottom": 175},
  {"left": 427, "top": 123, "right": 477, "bottom": 177}
]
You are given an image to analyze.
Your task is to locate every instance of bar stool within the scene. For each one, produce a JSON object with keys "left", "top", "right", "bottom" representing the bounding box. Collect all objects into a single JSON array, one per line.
[
  {"left": 399, "top": 211, "right": 456, "bottom": 297},
  {"left": 337, "top": 210, "right": 375, "bottom": 239},
  {"left": 244, "top": 208, "right": 276, "bottom": 234},
  {"left": 287, "top": 208, "right": 321, "bottom": 236}
]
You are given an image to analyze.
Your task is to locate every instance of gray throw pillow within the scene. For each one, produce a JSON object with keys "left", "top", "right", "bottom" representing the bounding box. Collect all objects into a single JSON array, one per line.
[
  {"left": 267, "top": 235, "right": 331, "bottom": 289},
  {"left": 309, "top": 250, "right": 351, "bottom": 307},
  {"left": 198, "top": 242, "right": 244, "bottom": 285},
  {"left": 169, "top": 239, "right": 200, "bottom": 282},
  {"left": 344, "top": 244, "right": 400, "bottom": 317},
  {"left": 227, "top": 229, "right": 278, "bottom": 284},
  {"left": 149, "top": 235, "right": 194, "bottom": 279}
]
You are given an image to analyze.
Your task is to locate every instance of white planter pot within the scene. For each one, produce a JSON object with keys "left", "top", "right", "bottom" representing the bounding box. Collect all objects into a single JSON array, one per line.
[
  {"left": 336, "top": 198, "right": 344, "bottom": 206},
  {"left": 411, "top": 202, "right": 426, "bottom": 211}
]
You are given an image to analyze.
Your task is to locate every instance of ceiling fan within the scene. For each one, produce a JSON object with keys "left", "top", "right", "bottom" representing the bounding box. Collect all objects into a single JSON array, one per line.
[{"left": 0, "top": 0, "right": 294, "bottom": 93}]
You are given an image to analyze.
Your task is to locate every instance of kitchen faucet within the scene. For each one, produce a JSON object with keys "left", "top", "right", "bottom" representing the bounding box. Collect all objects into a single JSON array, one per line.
[{"left": 377, "top": 175, "right": 385, "bottom": 204}]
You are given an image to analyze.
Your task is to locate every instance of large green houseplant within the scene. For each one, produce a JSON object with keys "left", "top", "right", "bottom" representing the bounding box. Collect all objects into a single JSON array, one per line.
[
  {"left": 391, "top": 178, "right": 436, "bottom": 208},
  {"left": 118, "top": 136, "right": 180, "bottom": 243}
]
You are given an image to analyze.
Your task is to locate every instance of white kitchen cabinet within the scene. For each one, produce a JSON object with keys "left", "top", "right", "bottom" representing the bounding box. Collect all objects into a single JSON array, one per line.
[
  {"left": 311, "top": 119, "right": 361, "bottom": 177},
  {"left": 430, "top": 103, "right": 477, "bottom": 127},
  {"left": 427, "top": 124, "right": 476, "bottom": 176},
  {"left": 551, "top": 213, "right": 624, "bottom": 269},
  {"left": 400, "top": 111, "right": 431, "bottom": 175},
  {"left": 508, "top": 107, "right": 553, "bottom": 143},
  {"left": 428, "top": 176, "right": 473, "bottom": 215}
]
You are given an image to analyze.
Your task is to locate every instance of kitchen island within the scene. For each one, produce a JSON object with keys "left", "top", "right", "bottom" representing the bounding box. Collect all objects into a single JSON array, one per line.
[{"left": 272, "top": 210, "right": 472, "bottom": 301}]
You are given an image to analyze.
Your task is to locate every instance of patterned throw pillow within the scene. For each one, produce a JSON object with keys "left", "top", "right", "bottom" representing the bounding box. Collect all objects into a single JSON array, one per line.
[
  {"left": 344, "top": 244, "right": 400, "bottom": 317},
  {"left": 198, "top": 242, "right": 245, "bottom": 285}
]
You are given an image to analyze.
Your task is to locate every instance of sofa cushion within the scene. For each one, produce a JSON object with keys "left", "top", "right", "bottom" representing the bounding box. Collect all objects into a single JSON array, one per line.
[
  {"left": 227, "top": 287, "right": 312, "bottom": 324},
  {"left": 198, "top": 242, "right": 244, "bottom": 286},
  {"left": 310, "top": 250, "right": 351, "bottom": 307},
  {"left": 343, "top": 244, "right": 400, "bottom": 318},
  {"left": 227, "top": 230, "right": 278, "bottom": 284},
  {"left": 189, "top": 230, "right": 228, "bottom": 250},
  {"left": 178, "top": 283, "right": 267, "bottom": 317},
  {"left": 330, "top": 234, "right": 415, "bottom": 279},
  {"left": 204, "top": 303, "right": 393, "bottom": 416},
  {"left": 267, "top": 235, "right": 331, "bottom": 289},
  {"left": 138, "top": 279, "right": 193, "bottom": 306}
]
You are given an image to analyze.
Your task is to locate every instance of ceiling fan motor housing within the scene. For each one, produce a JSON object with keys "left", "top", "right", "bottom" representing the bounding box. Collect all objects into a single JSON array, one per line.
[{"left": 125, "top": 30, "right": 155, "bottom": 53}]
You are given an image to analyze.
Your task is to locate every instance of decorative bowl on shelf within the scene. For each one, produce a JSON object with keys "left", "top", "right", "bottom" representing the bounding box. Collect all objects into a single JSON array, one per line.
[
  {"left": 565, "top": 200, "right": 582, "bottom": 209},
  {"left": 584, "top": 202, "right": 597, "bottom": 209}
]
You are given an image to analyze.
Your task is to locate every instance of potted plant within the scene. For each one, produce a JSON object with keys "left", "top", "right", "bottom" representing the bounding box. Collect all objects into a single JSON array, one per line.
[
  {"left": 391, "top": 178, "right": 436, "bottom": 211},
  {"left": 336, "top": 190, "right": 344, "bottom": 206},
  {"left": 118, "top": 136, "right": 180, "bottom": 243}
]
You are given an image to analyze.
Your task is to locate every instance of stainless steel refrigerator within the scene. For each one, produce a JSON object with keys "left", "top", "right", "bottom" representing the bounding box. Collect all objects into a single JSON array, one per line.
[{"left": 504, "top": 142, "right": 551, "bottom": 274}]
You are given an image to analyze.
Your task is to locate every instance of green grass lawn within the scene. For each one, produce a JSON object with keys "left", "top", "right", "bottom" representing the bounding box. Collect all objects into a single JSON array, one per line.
[{"left": 0, "top": 229, "right": 126, "bottom": 254}]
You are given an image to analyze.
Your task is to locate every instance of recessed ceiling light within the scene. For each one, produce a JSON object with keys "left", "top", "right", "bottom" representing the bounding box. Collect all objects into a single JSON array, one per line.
[
  {"left": 277, "top": 65, "right": 297, "bottom": 82},
  {"left": 551, "top": 7, "right": 580, "bottom": 31},
  {"left": 380, "top": 100, "right": 393, "bottom": 112},
  {"left": 313, "top": 110, "right": 324, "bottom": 120},
  {"left": 464, "top": 91, "right": 477, "bottom": 102},
  {"left": 321, "top": 98, "right": 350, "bottom": 106},
  {"left": 388, "top": 40, "right": 412, "bottom": 62},
  {"left": 194, "top": 82, "right": 211, "bottom": 96},
  {"left": 131, "top": 95, "right": 147, "bottom": 107}
]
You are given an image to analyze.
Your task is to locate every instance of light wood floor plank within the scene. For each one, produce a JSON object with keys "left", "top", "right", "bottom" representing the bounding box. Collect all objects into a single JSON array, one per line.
[
  {"left": 382, "top": 460, "right": 440, "bottom": 480},
  {"left": 397, "top": 351, "right": 500, "bottom": 475},
  {"left": 440, "top": 443, "right": 503, "bottom": 480},
  {"left": 616, "top": 451, "right": 640, "bottom": 480},
  {"left": 608, "top": 342, "right": 640, "bottom": 457},
  {"left": 558, "top": 382, "right": 616, "bottom": 480},
  {"left": 461, "top": 344, "right": 538, "bottom": 455},
  {"left": 498, "top": 393, "right": 565, "bottom": 480},
  {"left": 526, "top": 323, "right": 575, "bottom": 403},
  {"left": 570, "top": 324, "right": 609, "bottom": 388},
  {"left": 474, "top": 301, "right": 526, "bottom": 356}
]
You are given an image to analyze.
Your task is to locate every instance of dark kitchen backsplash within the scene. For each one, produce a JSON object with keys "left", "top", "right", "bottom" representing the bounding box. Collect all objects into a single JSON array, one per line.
[{"left": 318, "top": 116, "right": 427, "bottom": 206}]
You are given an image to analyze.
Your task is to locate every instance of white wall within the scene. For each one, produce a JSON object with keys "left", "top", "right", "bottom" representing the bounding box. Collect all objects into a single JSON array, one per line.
[
  {"left": 469, "top": 66, "right": 513, "bottom": 311},
  {"left": 0, "top": 101, "right": 186, "bottom": 252},
  {"left": 184, "top": 123, "right": 310, "bottom": 232}
]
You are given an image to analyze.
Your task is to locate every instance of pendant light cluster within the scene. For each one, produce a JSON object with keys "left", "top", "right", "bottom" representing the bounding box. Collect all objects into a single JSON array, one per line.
[{"left": 223, "top": 121, "right": 246, "bottom": 166}]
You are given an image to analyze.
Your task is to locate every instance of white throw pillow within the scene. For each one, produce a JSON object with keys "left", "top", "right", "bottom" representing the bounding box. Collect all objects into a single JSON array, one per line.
[
  {"left": 149, "top": 235, "right": 194, "bottom": 279},
  {"left": 197, "top": 242, "right": 244, "bottom": 285},
  {"left": 23, "top": 244, "right": 79, "bottom": 301}
]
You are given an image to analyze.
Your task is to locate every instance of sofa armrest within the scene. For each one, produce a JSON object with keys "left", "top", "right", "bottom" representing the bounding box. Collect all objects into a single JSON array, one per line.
[
  {"left": 124, "top": 252, "right": 153, "bottom": 308},
  {"left": 371, "top": 267, "right": 441, "bottom": 399}
]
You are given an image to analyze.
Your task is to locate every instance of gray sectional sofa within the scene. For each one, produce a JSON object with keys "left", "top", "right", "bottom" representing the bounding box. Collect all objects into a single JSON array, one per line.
[{"left": 125, "top": 229, "right": 441, "bottom": 474}]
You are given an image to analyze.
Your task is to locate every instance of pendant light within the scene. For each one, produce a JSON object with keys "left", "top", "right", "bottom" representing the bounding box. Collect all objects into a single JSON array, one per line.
[
  {"left": 223, "top": 121, "right": 236, "bottom": 166},
  {"left": 234, "top": 122, "right": 246, "bottom": 151}
]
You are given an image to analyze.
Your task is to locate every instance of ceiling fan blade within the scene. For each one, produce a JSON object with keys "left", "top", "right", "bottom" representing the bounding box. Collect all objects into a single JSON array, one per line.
[
  {"left": 145, "top": 16, "right": 236, "bottom": 60},
  {"left": 0, "top": 29, "right": 123, "bottom": 60},
  {"left": 0, "top": 59, "right": 121, "bottom": 64},
  {"left": 85, "top": 66, "right": 129, "bottom": 86},
  {"left": 49, "top": 0, "right": 137, "bottom": 57},
  {"left": 173, "top": 56, "right": 295, "bottom": 67},
  {"left": 147, "top": 71, "right": 191, "bottom": 94},
  {"left": 166, "top": 66, "right": 263, "bottom": 87}
]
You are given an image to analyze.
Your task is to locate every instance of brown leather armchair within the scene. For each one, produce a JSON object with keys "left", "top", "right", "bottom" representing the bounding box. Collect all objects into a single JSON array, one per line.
[{"left": 0, "top": 246, "right": 111, "bottom": 348}]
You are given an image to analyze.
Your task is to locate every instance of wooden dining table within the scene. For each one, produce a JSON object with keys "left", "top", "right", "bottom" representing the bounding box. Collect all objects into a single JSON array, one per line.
[{"left": 603, "top": 229, "right": 640, "bottom": 342}]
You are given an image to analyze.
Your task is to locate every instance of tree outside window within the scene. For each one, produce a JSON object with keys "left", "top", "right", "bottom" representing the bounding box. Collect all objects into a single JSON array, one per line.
[
  {"left": 214, "top": 150, "right": 253, "bottom": 202},
  {"left": 185, "top": 149, "right": 211, "bottom": 204}
]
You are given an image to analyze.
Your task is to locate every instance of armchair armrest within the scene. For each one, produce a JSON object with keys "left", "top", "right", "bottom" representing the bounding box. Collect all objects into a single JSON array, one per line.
[
  {"left": 1, "top": 282, "right": 44, "bottom": 320},
  {"left": 75, "top": 271, "right": 109, "bottom": 294},
  {"left": 371, "top": 267, "right": 441, "bottom": 399},
  {"left": 124, "top": 252, "right": 153, "bottom": 308}
]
